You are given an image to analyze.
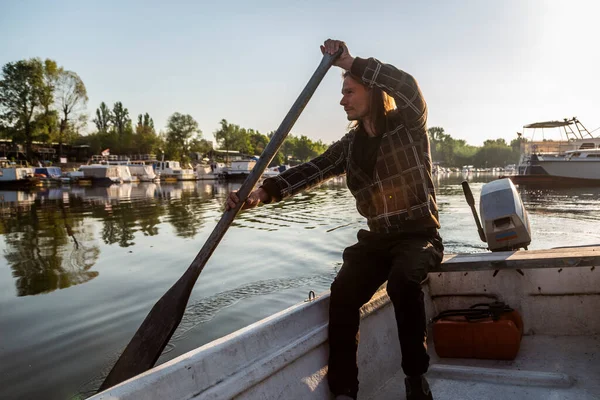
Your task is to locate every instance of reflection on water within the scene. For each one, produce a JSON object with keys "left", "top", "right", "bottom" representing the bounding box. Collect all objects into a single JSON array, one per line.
[
  {"left": 0, "top": 182, "right": 228, "bottom": 296},
  {"left": 1, "top": 174, "right": 600, "bottom": 399},
  {"left": 0, "top": 193, "right": 100, "bottom": 296}
]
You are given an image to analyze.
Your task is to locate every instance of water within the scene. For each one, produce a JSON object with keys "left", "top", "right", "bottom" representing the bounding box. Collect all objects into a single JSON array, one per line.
[{"left": 0, "top": 175, "right": 598, "bottom": 399}]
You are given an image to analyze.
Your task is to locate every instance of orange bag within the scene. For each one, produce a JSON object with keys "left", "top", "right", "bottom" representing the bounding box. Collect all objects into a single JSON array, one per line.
[{"left": 432, "top": 302, "right": 523, "bottom": 360}]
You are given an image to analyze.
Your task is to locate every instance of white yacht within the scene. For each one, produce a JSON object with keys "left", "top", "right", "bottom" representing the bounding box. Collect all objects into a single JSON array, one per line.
[
  {"left": 515, "top": 118, "right": 600, "bottom": 176},
  {"left": 535, "top": 148, "right": 600, "bottom": 181}
]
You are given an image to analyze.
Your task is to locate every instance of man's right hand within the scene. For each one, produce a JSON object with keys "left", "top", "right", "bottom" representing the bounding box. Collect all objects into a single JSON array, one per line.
[
  {"left": 225, "top": 188, "right": 270, "bottom": 211},
  {"left": 320, "top": 39, "right": 354, "bottom": 70}
]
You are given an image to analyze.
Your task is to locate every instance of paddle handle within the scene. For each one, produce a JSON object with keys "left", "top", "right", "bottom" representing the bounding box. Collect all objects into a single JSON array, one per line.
[{"left": 189, "top": 49, "right": 342, "bottom": 277}]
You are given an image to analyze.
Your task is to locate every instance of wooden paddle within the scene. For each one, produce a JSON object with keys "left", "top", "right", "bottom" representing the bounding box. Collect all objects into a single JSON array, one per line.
[{"left": 98, "top": 49, "right": 342, "bottom": 392}]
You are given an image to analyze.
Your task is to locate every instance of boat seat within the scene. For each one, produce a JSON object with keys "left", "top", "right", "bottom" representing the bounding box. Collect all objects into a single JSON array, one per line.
[{"left": 431, "top": 245, "right": 600, "bottom": 273}]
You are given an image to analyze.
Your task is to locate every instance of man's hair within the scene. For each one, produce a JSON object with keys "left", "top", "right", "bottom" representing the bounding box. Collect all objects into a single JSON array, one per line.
[{"left": 342, "top": 71, "right": 396, "bottom": 133}]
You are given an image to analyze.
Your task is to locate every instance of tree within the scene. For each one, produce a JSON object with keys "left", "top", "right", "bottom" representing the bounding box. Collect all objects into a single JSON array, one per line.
[
  {"left": 165, "top": 112, "right": 200, "bottom": 161},
  {"left": 93, "top": 102, "right": 112, "bottom": 133},
  {"left": 111, "top": 101, "right": 131, "bottom": 137},
  {"left": 247, "top": 129, "right": 269, "bottom": 155},
  {"left": 214, "top": 119, "right": 245, "bottom": 162},
  {"left": 138, "top": 113, "right": 154, "bottom": 130},
  {"left": 134, "top": 113, "right": 161, "bottom": 155},
  {"left": 473, "top": 139, "right": 514, "bottom": 167},
  {"left": 294, "top": 135, "right": 319, "bottom": 161},
  {"left": 0, "top": 58, "right": 45, "bottom": 160},
  {"left": 189, "top": 137, "right": 213, "bottom": 158},
  {"left": 428, "top": 126, "right": 446, "bottom": 142},
  {"left": 38, "top": 59, "right": 60, "bottom": 144},
  {"left": 56, "top": 70, "right": 87, "bottom": 156}
]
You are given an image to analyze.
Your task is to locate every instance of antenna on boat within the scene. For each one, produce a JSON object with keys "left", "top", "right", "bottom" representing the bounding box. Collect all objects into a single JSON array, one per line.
[{"left": 461, "top": 181, "right": 487, "bottom": 243}]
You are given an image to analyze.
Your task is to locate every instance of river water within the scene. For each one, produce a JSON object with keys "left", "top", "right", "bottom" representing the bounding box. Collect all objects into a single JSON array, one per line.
[{"left": 0, "top": 174, "right": 598, "bottom": 399}]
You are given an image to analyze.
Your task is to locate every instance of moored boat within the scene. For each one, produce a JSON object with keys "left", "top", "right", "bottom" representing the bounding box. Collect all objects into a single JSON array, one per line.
[
  {"left": 534, "top": 148, "right": 600, "bottom": 182},
  {"left": 195, "top": 163, "right": 223, "bottom": 180},
  {"left": 80, "top": 165, "right": 122, "bottom": 186},
  {"left": 154, "top": 160, "right": 196, "bottom": 181},
  {"left": 506, "top": 118, "right": 600, "bottom": 185},
  {"left": 34, "top": 166, "right": 62, "bottom": 185},
  {"left": 0, "top": 157, "right": 40, "bottom": 188},
  {"left": 128, "top": 162, "right": 158, "bottom": 182}
]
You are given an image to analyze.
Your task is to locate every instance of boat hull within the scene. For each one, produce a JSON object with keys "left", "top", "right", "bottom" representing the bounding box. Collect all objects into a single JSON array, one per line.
[
  {"left": 0, "top": 177, "right": 41, "bottom": 188},
  {"left": 91, "top": 248, "right": 600, "bottom": 400},
  {"left": 536, "top": 159, "right": 600, "bottom": 181},
  {"left": 503, "top": 174, "right": 600, "bottom": 186}
]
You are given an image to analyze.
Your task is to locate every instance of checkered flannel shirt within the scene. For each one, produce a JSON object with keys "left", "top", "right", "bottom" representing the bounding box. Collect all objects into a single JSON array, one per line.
[{"left": 261, "top": 57, "right": 440, "bottom": 234}]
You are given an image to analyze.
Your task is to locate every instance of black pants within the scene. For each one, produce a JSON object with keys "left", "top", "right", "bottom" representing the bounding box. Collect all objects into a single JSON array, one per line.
[{"left": 327, "top": 229, "right": 444, "bottom": 399}]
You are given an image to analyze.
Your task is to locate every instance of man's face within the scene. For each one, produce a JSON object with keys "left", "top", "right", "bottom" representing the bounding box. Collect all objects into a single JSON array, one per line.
[{"left": 340, "top": 76, "right": 370, "bottom": 121}]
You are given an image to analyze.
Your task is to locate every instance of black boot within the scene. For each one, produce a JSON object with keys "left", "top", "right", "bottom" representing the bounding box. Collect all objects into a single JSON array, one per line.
[{"left": 404, "top": 375, "right": 433, "bottom": 400}]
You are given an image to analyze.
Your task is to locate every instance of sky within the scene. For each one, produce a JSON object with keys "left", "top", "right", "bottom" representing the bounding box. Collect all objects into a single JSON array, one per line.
[{"left": 1, "top": 0, "right": 599, "bottom": 147}]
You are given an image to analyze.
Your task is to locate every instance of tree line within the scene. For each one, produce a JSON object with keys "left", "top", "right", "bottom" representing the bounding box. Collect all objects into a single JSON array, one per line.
[
  {"left": 0, "top": 58, "right": 330, "bottom": 166},
  {"left": 428, "top": 127, "right": 525, "bottom": 168},
  {"left": 1, "top": 58, "right": 523, "bottom": 168}
]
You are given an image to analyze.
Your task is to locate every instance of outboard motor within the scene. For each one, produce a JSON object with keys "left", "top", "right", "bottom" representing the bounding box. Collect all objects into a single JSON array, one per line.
[{"left": 462, "top": 178, "right": 531, "bottom": 252}]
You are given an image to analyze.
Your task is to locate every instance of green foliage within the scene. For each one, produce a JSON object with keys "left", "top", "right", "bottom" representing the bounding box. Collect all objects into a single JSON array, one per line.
[
  {"left": 111, "top": 101, "right": 132, "bottom": 136},
  {"left": 0, "top": 58, "right": 46, "bottom": 158},
  {"left": 247, "top": 129, "right": 269, "bottom": 155},
  {"left": 56, "top": 70, "right": 87, "bottom": 155},
  {"left": 93, "top": 102, "right": 111, "bottom": 133},
  {"left": 428, "top": 126, "right": 521, "bottom": 167},
  {"left": 0, "top": 58, "right": 88, "bottom": 160},
  {"left": 39, "top": 59, "right": 60, "bottom": 141},
  {"left": 189, "top": 137, "right": 213, "bottom": 156},
  {"left": 214, "top": 119, "right": 246, "bottom": 161},
  {"left": 165, "top": 112, "right": 201, "bottom": 162},
  {"left": 133, "top": 113, "right": 161, "bottom": 155}
]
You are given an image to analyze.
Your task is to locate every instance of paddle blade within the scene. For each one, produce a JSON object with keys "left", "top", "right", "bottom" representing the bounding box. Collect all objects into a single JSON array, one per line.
[
  {"left": 98, "top": 268, "right": 195, "bottom": 391},
  {"left": 461, "top": 180, "right": 475, "bottom": 207}
]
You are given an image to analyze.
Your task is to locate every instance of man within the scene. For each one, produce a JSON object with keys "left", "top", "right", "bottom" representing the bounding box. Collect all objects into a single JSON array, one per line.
[{"left": 226, "top": 39, "right": 443, "bottom": 400}]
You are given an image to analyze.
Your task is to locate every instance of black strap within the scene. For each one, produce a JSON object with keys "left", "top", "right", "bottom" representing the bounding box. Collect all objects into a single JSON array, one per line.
[{"left": 432, "top": 301, "right": 513, "bottom": 323}]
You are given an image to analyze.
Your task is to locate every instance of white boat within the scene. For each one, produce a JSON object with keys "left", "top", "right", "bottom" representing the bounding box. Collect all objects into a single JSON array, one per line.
[
  {"left": 195, "top": 163, "right": 223, "bottom": 180},
  {"left": 0, "top": 157, "right": 39, "bottom": 188},
  {"left": 535, "top": 149, "right": 600, "bottom": 182},
  {"left": 127, "top": 163, "right": 157, "bottom": 182},
  {"left": 34, "top": 166, "right": 63, "bottom": 184},
  {"left": 154, "top": 160, "right": 196, "bottom": 181},
  {"left": 222, "top": 159, "right": 256, "bottom": 179},
  {"left": 515, "top": 118, "right": 600, "bottom": 176},
  {"left": 461, "top": 165, "right": 474, "bottom": 174},
  {"left": 102, "top": 159, "right": 158, "bottom": 183},
  {"left": 62, "top": 167, "right": 84, "bottom": 183},
  {"left": 80, "top": 165, "right": 122, "bottom": 185},
  {"left": 262, "top": 165, "right": 289, "bottom": 178},
  {"left": 504, "top": 164, "right": 517, "bottom": 175},
  {"left": 114, "top": 165, "right": 136, "bottom": 183},
  {"left": 91, "top": 246, "right": 600, "bottom": 400}
]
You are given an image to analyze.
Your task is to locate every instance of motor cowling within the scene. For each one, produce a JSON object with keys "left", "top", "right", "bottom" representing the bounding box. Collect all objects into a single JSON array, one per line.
[{"left": 479, "top": 178, "right": 531, "bottom": 251}]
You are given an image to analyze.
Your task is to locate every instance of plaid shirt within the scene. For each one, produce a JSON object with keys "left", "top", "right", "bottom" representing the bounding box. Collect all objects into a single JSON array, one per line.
[{"left": 261, "top": 57, "right": 440, "bottom": 234}]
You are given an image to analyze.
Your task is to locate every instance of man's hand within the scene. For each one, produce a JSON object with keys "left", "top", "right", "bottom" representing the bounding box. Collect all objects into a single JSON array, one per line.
[
  {"left": 320, "top": 39, "right": 354, "bottom": 71},
  {"left": 225, "top": 188, "right": 270, "bottom": 211}
]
